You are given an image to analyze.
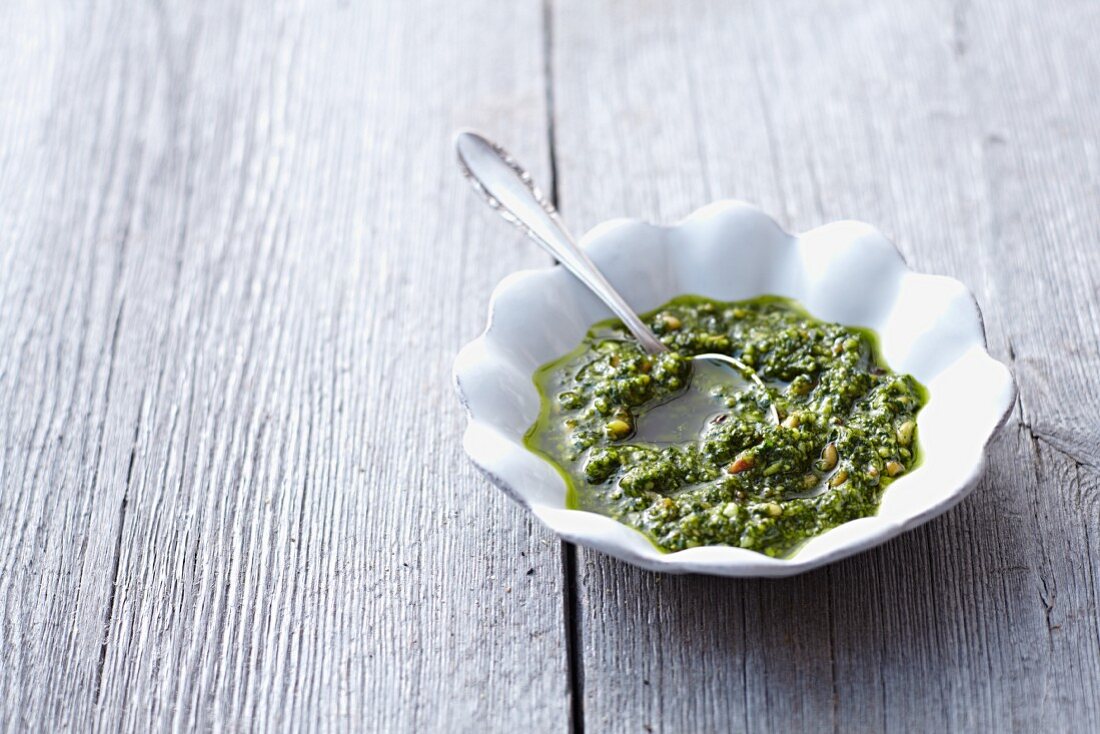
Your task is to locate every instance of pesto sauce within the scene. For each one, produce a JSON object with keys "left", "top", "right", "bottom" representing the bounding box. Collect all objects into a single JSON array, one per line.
[{"left": 525, "top": 295, "right": 927, "bottom": 557}]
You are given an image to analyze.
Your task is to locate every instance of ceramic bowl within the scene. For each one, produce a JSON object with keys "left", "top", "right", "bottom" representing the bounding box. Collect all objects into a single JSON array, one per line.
[{"left": 453, "top": 201, "right": 1016, "bottom": 577}]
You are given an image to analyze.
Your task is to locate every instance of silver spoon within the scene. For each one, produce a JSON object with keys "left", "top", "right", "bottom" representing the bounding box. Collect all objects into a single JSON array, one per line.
[{"left": 454, "top": 130, "right": 778, "bottom": 426}]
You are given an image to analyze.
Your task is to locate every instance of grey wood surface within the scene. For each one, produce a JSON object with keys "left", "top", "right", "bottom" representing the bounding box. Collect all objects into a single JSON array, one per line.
[
  {"left": 1, "top": 0, "right": 1098, "bottom": 732},
  {"left": 553, "top": 0, "right": 1100, "bottom": 732},
  {"left": 0, "top": 1, "right": 567, "bottom": 731}
]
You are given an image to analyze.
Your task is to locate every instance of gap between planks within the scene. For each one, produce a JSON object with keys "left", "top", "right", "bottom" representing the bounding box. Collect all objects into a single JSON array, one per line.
[{"left": 542, "top": 1, "right": 586, "bottom": 731}]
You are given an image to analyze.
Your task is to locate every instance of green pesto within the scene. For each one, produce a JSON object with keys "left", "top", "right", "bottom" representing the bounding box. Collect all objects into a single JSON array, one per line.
[{"left": 525, "top": 295, "right": 927, "bottom": 558}]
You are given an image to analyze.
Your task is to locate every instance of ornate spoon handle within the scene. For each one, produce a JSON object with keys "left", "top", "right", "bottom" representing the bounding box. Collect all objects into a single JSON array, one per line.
[{"left": 455, "top": 130, "right": 667, "bottom": 354}]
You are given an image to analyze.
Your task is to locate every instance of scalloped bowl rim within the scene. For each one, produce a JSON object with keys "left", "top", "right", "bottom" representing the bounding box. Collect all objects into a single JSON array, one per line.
[{"left": 454, "top": 200, "right": 1017, "bottom": 577}]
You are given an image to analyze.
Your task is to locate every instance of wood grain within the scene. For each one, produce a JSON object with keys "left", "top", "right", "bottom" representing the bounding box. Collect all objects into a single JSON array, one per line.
[
  {"left": 0, "top": 0, "right": 567, "bottom": 730},
  {"left": 552, "top": 0, "right": 1100, "bottom": 731},
  {"left": 3, "top": 0, "right": 1099, "bottom": 730}
]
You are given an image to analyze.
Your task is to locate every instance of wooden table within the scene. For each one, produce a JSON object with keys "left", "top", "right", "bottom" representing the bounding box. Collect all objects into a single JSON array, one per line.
[{"left": 2, "top": 1, "right": 1098, "bottom": 731}]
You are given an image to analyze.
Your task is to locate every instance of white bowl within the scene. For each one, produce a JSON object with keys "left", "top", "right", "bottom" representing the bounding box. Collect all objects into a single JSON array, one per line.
[{"left": 454, "top": 201, "right": 1016, "bottom": 577}]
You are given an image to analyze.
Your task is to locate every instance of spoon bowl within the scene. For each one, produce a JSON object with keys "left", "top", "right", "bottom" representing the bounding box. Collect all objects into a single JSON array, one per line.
[{"left": 632, "top": 355, "right": 763, "bottom": 446}]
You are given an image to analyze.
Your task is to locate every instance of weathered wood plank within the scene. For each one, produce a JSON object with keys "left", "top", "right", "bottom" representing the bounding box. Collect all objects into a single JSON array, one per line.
[
  {"left": 553, "top": 0, "right": 1100, "bottom": 730},
  {"left": 0, "top": 1, "right": 568, "bottom": 730}
]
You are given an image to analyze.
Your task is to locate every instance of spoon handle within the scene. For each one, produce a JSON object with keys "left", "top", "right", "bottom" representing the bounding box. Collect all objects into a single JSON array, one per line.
[{"left": 455, "top": 130, "right": 667, "bottom": 354}]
